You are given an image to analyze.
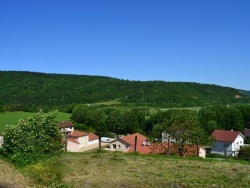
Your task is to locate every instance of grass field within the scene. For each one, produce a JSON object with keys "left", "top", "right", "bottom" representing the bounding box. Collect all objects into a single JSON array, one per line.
[
  {"left": 0, "top": 111, "right": 71, "bottom": 133},
  {"left": 1, "top": 151, "right": 250, "bottom": 188}
]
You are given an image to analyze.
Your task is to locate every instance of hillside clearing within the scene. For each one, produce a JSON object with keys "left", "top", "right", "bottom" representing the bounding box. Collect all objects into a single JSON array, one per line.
[{"left": 0, "top": 111, "right": 71, "bottom": 133}]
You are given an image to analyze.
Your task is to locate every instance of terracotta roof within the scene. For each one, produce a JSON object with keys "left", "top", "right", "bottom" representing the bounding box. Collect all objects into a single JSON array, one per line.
[
  {"left": 58, "top": 121, "right": 74, "bottom": 128},
  {"left": 68, "top": 130, "right": 88, "bottom": 137},
  {"left": 211, "top": 130, "right": 245, "bottom": 143},
  {"left": 89, "top": 133, "right": 99, "bottom": 141},
  {"left": 119, "top": 133, "right": 151, "bottom": 154},
  {"left": 68, "top": 137, "right": 79, "bottom": 144}
]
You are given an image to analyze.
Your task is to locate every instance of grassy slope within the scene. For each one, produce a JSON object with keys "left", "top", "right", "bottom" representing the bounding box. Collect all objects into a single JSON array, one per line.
[
  {"left": 0, "top": 111, "right": 71, "bottom": 133},
  {"left": 18, "top": 151, "right": 250, "bottom": 188},
  {"left": 0, "top": 158, "right": 31, "bottom": 187}
]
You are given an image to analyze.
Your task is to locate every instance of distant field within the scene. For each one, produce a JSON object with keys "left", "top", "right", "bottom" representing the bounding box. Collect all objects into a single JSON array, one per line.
[{"left": 0, "top": 111, "right": 71, "bottom": 133}]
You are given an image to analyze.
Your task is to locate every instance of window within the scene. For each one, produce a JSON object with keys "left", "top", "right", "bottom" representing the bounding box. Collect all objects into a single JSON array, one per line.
[
  {"left": 113, "top": 144, "right": 116, "bottom": 149},
  {"left": 118, "top": 145, "right": 121, "bottom": 149}
]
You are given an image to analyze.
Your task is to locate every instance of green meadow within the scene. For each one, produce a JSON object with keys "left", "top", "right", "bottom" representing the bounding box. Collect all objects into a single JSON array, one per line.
[{"left": 0, "top": 111, "right": 71, "bottom": 133}]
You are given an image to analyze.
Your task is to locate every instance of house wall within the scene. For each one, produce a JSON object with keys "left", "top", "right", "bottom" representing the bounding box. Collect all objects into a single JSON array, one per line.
[
  {"left": 199, "top": 148, "right": 206, "bottom": 158},
  {"left": 67, "top": 140, "right": 80, "bottom": 152},
  {"left": 232, "top": 135, "right": 244, "bottom": 151},
  {"left": 88, "top": 139, "right": 99, "bottom": 146},
  {"left": 110, "top": 140, "right": 130, "bottom": 152},
  {"left": 77, "top": 136, "right": 89, "bottom": 148},
  {"left": 211, "top": 141, "right": 233, "bottom": 156}
]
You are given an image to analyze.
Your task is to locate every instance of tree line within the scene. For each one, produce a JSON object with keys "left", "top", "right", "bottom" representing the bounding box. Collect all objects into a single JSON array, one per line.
[{"left": 70, "top": 104, "right": 250, "bottom": 138}]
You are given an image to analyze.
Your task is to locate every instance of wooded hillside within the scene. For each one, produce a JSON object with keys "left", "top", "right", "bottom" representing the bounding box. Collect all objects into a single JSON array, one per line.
[{"left": 0, "top": 71, "right": 249, "bottom": 110}]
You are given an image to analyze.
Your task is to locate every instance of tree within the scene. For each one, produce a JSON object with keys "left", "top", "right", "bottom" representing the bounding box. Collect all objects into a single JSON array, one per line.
[
  {"left": 162, "top": 109, "right": 207, "bottom": 157},
  {"left": 0, "top": 110, "right": 63, "bottom": 166}
]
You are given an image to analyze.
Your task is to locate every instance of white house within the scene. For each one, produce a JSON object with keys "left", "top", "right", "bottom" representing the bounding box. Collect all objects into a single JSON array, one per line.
[
  {"left": 211, "top": 130, "right": 245, "bottom": 156},
  {"left": 58, "top": 121, "right": 74, "bottom": 133}
]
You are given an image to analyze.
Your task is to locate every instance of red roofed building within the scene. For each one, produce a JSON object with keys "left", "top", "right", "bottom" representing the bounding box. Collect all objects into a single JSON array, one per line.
[
  {"left": 66, "top": 131, "right": 99, "bottom": 152},
  {"left": 109, "top": 133, "right": 151, "bottom": 154},
  {"left": 211, "top": 130, "right": 245, "bottom": 156},
  {"left": 108, "top": 133, "right": 206, "bottom": 158}
]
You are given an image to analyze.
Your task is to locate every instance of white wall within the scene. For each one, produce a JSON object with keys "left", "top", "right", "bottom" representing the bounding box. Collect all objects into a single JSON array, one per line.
[
  {"left": 78, "top": 136, "right": 89, "bottom": 148},
  {"left": 110, "top": 140, "right": 130, "bottom": 152}
]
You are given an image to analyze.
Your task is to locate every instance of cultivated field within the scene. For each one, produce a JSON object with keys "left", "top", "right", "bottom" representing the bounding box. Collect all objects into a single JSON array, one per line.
[{"left": 0, "top": 111, "right": 71, "bottom": 133}]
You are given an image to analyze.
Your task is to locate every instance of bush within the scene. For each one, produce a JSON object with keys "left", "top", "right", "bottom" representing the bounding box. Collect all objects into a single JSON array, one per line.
[
  {"left": 238, "top": 146, "right": 250, "bottom": 161},
  {"left": 0, "top": 110, "right": 64, "bottom": 166},
  {"left": 206, "top": 153, "right": 225, "bottom": 158}
]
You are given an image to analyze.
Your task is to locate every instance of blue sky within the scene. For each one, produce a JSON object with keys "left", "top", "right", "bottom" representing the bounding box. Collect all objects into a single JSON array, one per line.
[{"left": 0, "top": 0, "right": 249, "bottom": 90}]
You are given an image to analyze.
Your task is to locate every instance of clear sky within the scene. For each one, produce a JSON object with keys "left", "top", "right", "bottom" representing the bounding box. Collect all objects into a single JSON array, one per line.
[{"left": 0, "top": 0, "right": 249, "bottom": 90}]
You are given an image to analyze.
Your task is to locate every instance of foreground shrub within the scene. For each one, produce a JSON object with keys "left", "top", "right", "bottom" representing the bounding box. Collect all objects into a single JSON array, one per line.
[
  {"left": 238, "top": 146, "right": 250, "bottom": 161},
  {"left": 0, "top": 110, "right": 63, "bottom": 166}
]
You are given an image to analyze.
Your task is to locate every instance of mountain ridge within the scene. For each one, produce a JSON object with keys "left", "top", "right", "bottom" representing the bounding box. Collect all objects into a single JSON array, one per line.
[{"left": 0, "top": 71, "right": 249, "bottom": 109}]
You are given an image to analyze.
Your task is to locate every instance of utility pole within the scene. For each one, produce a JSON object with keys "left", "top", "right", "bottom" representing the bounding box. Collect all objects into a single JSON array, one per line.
[
  {"left": 196, "top": 136, "right": 199, "bottom": 157},
  {"left": 134, "top": 136, "right": 137, "bottom": 152},
  {"left": 224, "top": 140, "right": 227, "bottom": 160},
  {"left": 98, "top": 132, "right": 101, "bottom": 152},
  {"left": 168, "top": 135, "right": 171, "bottom": 155}
]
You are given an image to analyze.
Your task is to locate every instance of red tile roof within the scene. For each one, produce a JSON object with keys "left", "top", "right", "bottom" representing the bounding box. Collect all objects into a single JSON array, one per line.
[
  {"left": 211, "top": 130, "right": 244, "bottom": 143},
  {"left": 58, "top": 121, "right": 74, "bottom": 128},
  {"left": 68, "top": 137, "right": 79, "bottom": 144},
  {"left": 89, "top": 133, "right": 99, "bottom": 141},
  {"left": 68, "top": 130, "right": 88, "bottom": 137},
  {"left": 119, "top": 133, "right": 151, "bottom": 154}
]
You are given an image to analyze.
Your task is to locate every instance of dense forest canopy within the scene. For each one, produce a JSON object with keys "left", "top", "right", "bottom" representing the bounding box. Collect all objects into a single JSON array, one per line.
[{"left": 0, "top": 71, "right": 249, "bottom": 111}]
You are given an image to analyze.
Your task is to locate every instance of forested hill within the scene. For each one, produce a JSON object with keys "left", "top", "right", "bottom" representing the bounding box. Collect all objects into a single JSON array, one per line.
[{"left": 0, "top": 71, "right": 249, "bottom": 110}]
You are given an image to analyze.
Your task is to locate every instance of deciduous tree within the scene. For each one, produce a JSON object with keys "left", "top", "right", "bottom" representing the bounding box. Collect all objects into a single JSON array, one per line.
[{"left": 0, "top": 110, "right": 63, "bottom": 166}]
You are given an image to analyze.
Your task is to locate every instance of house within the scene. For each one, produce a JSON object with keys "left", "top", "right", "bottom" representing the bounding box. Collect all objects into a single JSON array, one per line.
[
  {"left": 161, "top": 131, "right": 175, "bottom": 143},
  {"left": 58, "top": 121, "right": 74, "bottom": 133},
  {"left": 109, "top": 133, "right": 151, "bottom": 154},
  {"left": 211, "top": 130, "right": 245, "bottom": 156},
  {"left": 66, "top": 130, "right": 99, "bottom": 152},
  {"left": 88, "top": 133, "right": 99, "bottom": 146},
  {"left": 108, "top": 133, "right": 206, "bottom": 157},
  {"left": 0, "top": 136, "right": 3, "bottom": 147}
]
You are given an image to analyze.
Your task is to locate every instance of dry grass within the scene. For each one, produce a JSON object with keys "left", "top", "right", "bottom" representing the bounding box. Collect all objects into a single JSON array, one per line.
[
  {"left": 57, "top": 152, "right": 250, "bottom": 188},
  {"left": 2, "top": 152, "right": 250, "bottom": 188},
  {"left": 0, "top": 158, "right": 31, "bottom": 187}
]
